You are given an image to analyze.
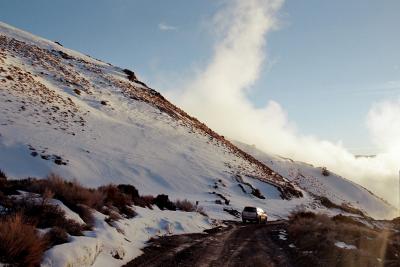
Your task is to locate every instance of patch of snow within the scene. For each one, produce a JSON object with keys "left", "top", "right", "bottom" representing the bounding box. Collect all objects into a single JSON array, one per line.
[
  {"left": 49, "top": 198, "right": 85, "bottom": 224},
  {"left": 42, "top": 207, "right": 213, "bottom": 267},
  {"left": 334, "top": 241, "right": 357, "bottom": 250},
  {"left": 278, "top": 229, "right": 287, "bottom": 240},
  {"left": 42, "top": 236, "right": 102, "bottom": 267}
]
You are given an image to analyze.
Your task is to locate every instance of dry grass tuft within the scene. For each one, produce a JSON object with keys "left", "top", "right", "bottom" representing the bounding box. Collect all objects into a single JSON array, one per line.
[
  {"left": 45, "top": 226, "right": 69, "bottom": 246},
  {"left": 175, "top": 199, "right": 207, "bottom": 216},
  {"left": 287, "top": 211, "right": 399, "bottom": 267},
  {"left": 28, "top": 173, "right": 104, "bottom": 224},
  {"left": 0, "top": 213, "right": 48, "bottom": 267},
  {"left": 175, "top": 199, "right": 196, "bottom": 212}
]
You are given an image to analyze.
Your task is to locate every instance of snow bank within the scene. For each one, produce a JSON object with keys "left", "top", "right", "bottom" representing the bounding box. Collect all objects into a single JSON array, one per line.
[{"left": 42, "top": 207, "right": 213, "bottom": 267}]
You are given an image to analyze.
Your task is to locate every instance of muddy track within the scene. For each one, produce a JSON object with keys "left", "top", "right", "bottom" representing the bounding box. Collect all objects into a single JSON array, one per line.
[{"left": 124, "top": 220, "right": 295, "bottom": 267}]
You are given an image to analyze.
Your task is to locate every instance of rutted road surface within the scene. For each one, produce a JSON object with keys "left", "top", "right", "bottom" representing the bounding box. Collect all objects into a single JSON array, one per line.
[{"left": 124, "top": 220, "right": 295, "bottom": 267}]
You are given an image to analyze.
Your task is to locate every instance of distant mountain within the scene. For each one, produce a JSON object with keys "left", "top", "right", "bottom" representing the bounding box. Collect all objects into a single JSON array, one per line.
[
  {"left": 354, "top": 154, "right": 376, "bottom": 159},
  {"left": 0, "top": 21, "right": 396, "bottom": 220},
  {"left": 234, "top": 142, "right": 396, "bottom": 219}
]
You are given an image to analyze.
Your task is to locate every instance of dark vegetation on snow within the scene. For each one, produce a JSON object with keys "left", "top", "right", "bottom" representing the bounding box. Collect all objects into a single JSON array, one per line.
[
  {"left": 321, "top": 167, "right": 330, "bottom": 176},
  {"left": 286, "top": 211, "right": 400, "bottom": 267},
  {"left": 0, "top": 214, "right": 48, "bottom": 267},
  {"left": 316, "top": 195, "right": 366, "bottom": 217},
  {"left": 0, "top": 170, "right": 207, "bottom": 267}
]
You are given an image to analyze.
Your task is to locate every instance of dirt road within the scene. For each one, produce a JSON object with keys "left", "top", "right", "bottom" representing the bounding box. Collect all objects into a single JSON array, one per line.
[{"left": 124, "top": 221, "right": 295, "bottom": 267}]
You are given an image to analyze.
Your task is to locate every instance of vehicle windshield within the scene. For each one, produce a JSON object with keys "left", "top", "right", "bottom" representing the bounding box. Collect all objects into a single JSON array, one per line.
[{"left": 243, "top": 207, "right": 257, "bottom": 212}]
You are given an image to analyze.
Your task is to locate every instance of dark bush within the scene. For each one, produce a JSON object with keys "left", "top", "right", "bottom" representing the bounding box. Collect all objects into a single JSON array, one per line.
[
  {"left": 13, "top": 197, "right": 85, "bottom": 236},
  {"left": 133, "top": 195, "right": 154, "bottom": 209},
  {"left": 318, "top": 196, "right": 338, "bottom": 209},
  {"left": 56, "top": 50, "right": 73, "bottom": 60},
  {"left": 123, "top": 69, "right": 137, "bottom": 82},
  {"left": 154, "top": 194, "right": 176, "bottom": 211},
  {"left": 286, "top": 211, "right": 398, "bottom": 267},
  {"left": 102, "top": 207, "right": 122, "bottom": 224},
  {"left": 99, "top": 184, "right": 135, "bottom": 218},
  {"left": 175, "top": 199, "right": 196, "bottom": 212},
  {"left": 321, "top": 167, "right": 330, "bottom": 176},
  {"left": 211, "top": 192, "right": 230, "bottom": 205},
  {"left": 252, "top": 188, "right": 265, "bottom": 199},
  {"left": 73, "top": 88, "right": 81, "bottom": 95},
  {"left": 0, "top": 169, "right": 6, "bottom": 179},
  {"left": 73, "top": 204, "right": 94, "bottom": 228},
  {"left": 223, "top": 208, "right": 240, "bottom": 218},
  {"left": 117, "top": 184, "right": 139, "bottom": 200},
  {"left": 45, "top": 227, "right": 69, "bottom": 246},
  {"left": 31, "top": 174, "right": 104, "bottom": 224}
]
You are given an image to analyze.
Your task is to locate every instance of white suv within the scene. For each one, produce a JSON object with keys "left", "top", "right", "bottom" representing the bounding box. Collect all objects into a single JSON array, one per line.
[{"left": 242, "top": 206, "right": 268, "bottom": 223}]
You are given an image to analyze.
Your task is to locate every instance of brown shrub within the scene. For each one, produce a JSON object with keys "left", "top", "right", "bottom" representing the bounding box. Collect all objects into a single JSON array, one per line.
[
  {"left": 287, "top": 211, "right": 395, "bottom": 267},
  {"left": 28, "top": 174, "right": 103, "bottom": 209},
  {"left": 72, "top": 204, "right": 94, "bottom": 228},
  {"left": 13, "top": 197, "right": 85, "bottom": 236},
  {"left": 45, "top": 227, "right": 69, "bottom": 246},
  {"left": 102, "top": 207, "right": 122, "bottom": 224},
  {"left": 0, "top": 214, "right": 48, "bottom": 267},
  {"left": 135, "top": 195, "right": 154, "bottom": 209},
  {"left": 99, "top": 184, "right": 135, "bottom": 218},
  {"left": 175, "top": 199, "right": 196, "bottom": 212},
  {"left": 73, "top": 88, "right": 81, "bottom": 95},
  {"left": 175, "top": 199, "right": 207, "bottom": 216},
  {"left": 31, "top": 174, "right": 104, "bottom": 224}
]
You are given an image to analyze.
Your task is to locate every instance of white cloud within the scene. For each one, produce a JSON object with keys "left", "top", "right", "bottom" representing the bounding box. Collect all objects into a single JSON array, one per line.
[
  {"left": 166, "top": 0, "right": 400, "bottom": 210},
  {"left": 158, "top": 22, "right": 177, "bottom": 31}
]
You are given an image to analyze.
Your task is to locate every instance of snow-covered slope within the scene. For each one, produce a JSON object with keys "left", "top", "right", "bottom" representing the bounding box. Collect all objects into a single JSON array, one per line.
[
  {"left": 0, "top": 22, "right": 305, "bottom": 220},
  {"left": 234, "top": 142, "right": 397, "bottom": 219},
  {"left": 0, "top": 21, "right": 395, "bottom": 221}
]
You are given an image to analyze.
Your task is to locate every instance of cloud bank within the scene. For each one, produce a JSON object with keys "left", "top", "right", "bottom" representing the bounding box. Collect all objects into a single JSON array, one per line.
[{"left": 167, "top": 0, "right": 400, "bottom": 210}]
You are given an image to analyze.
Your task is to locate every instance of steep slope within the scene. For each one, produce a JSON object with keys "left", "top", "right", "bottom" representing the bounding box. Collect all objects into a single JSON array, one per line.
[
  {"left": 0, "top": 21, "right": 305, "bottom": 220},
  {"left": 0, "top": 21, "right": 395, "bottom": 221},
  {"left": 235, "top": 141, "right": 397, "bottom": 219}
]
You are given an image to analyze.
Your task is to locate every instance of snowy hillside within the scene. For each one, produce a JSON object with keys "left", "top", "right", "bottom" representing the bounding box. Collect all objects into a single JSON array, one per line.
[
  {"left": 235, "top": 142, "right": 397, "bottom": 219},
  {"left": 0, "top": 21, "right": 395, "bottom": 222},
  {"left": 0, "top": 21, "right": 305, "bottom": 220}
]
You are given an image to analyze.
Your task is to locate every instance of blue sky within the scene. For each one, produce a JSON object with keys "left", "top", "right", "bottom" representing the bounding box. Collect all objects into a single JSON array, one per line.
[{"left": 1, "top": 0, "right": 399, "bottom": 154}]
